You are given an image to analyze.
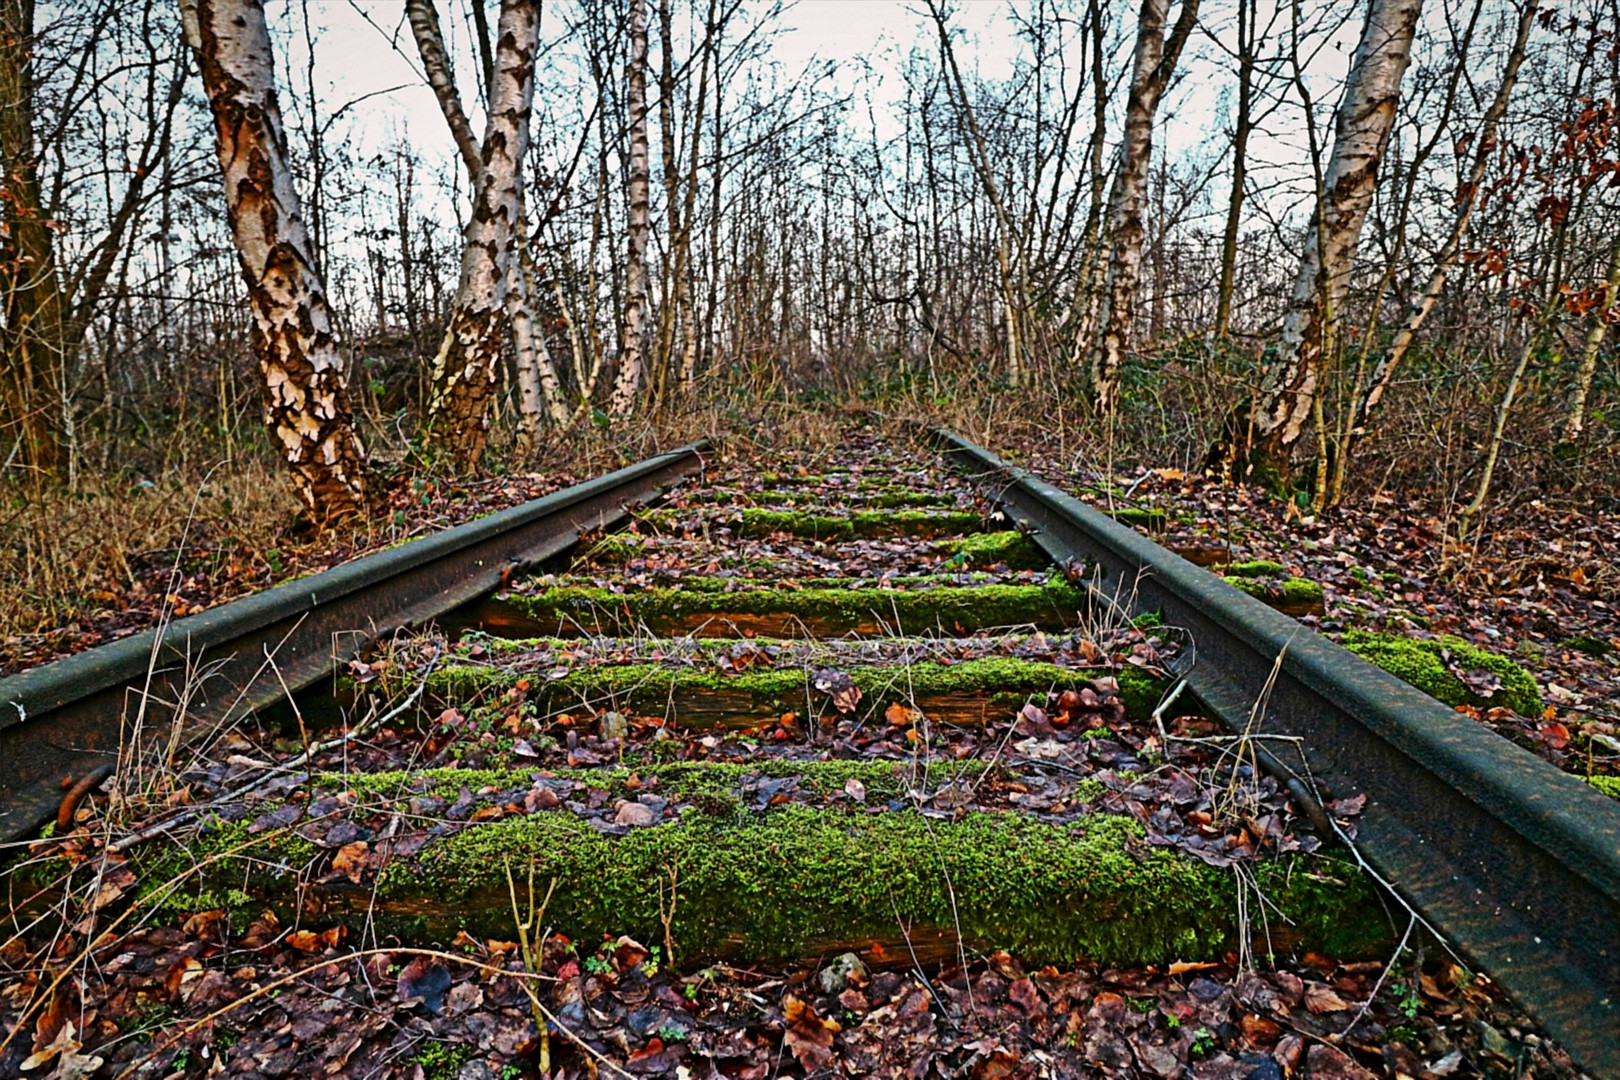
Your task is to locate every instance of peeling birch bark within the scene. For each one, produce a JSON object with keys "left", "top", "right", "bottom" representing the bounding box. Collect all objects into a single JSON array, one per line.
[
  {"left": 1246, "top": 0, "right": 1421, "bottom": 479},
  {"left": 1347, "top": 0, "right": 1536, "bottom": 459},
  {"left": 192, "top": 0, "right": 367, "bottom": 521},
  {"left": 1088, "top": 0, "right": 1200, "bottom": 417},
  {"left": 610, "top": 0, "right": 652, "bottom": 417},
  {"left": 421, "top": 0, "right": 540, "bottom": 468}
]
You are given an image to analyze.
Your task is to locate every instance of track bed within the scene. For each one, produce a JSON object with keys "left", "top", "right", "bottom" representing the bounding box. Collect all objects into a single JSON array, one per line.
[{"left": 2, "top": 434, "right": 1576, "bottom": 1079}]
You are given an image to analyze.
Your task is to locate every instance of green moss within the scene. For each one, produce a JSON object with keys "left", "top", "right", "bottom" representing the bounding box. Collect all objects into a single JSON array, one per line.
[
  {"left": 429, "top": 654, "right": 1166, "bottom": 721},
  {"left": 1102, "top": 507, "right": 1168, "bottom": 529},
  {"left": 1341, "top": 631, "right": 1541, "bottom": 715},
  {"left": 328, "top": 759, "right": 991, "bottom": 805},
  {"left": 862, "top": 491, "right": 957, "bottom": 509},
  {"left": 1224, "top": 575, "right": 1325, "bottom": 611},
  {"left": 506, "top": 578, "right": 1087, "bottom": 635},
  {"left": 1587, "top": 776, "right": 1620, "bottom": 800},
  {"left": 410, "top": 1042, "right": 470, "bottom": 1080},
  {"left": 1566, "top": 635, "right": 1614, "bottom": 657},
  {"left": 731, "top": 508, "right": 983, "bottom": 540},
  {"left": 934, "top": 531, "right": 1049, "bottom": 570},
  {"left": 1222, "top": 560, "right": 1287, "bottom": 578},
  {"left": 580, "top": 534, "right": 648, "bottom": 564},
  {"left": 379, "top": 808, "right": 1383, "bottom": 965}
]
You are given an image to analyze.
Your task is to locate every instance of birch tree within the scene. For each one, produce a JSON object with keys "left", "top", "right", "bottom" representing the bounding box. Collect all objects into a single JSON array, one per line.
[
  {"left": 609, "top": 0, "right": 652, "bottom": 416},
  {"left": 421, "top": 0, "right": 540, "bottom": 467},
  {"left": 1564, "top": 235, "right": 1620, "bottom": 443},
  {"left": 1342, "top": 0, "right": 1537, "bottom": 466},
  {"left": 1237, "top": 0, "right": 1422, "bottom": 482},
  {"left": 408, "top": 0, "right": 563, "bottom": 458},
  {"left": 187, "top": 0, "right": 367, "bottom": 521},
  {"left": 1087, "top": 0, "right": 1200, "bottom": 417}
]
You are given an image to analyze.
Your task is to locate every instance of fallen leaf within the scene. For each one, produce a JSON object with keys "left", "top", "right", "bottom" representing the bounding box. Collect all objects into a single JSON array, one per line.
[{"left": 396, "top": 956, "right": 452, "bottom": 1013}]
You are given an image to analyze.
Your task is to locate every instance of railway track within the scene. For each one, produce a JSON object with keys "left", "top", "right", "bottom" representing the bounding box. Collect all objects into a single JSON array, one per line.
[
  {"left": 3, "top": 431, "right": 1615, "bottom": 1076},
  {"left": 0, "top": 441, "right": 710, "bottom": 841}
]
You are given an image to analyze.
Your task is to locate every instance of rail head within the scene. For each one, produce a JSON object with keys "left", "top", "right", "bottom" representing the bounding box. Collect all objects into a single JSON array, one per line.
[{"left": 934, "top": 427, "right": 1620, "bottom": 1077}]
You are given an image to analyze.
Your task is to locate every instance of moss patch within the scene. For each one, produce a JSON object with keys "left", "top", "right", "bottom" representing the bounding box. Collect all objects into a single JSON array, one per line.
[
  {"left": 1222, "top": 560, "right": 1287, "bottom": 578},
  {"left": 1223, "top": 575, "right": 1325, "bottom": 614},
  {"left": 429, "top": 654, "right": 1166, "bottom": 722},
  {"left": 1341, "top": 631, "right": 1541, "bottom": 715},
  {"left": 935, "top": 531, "right": 1049, "bottom": 571},
  {"left": 327, "top": 759, "right": 994, "bottom": 805},
  {"left": 730, "top": 508, "right": 983, "bottom": 541},
  {"left": 1102, "top": 507, "right": 1168, "bottom": 530},
  {"left": 165, "top": 808, "right": 1384, "bottom": 966},
  {"left": 506, "top": 578, "right": 1087, "bottom": 637},
  {"left": 1587, "top": 776, "right": 1620, "bottom": 800}
]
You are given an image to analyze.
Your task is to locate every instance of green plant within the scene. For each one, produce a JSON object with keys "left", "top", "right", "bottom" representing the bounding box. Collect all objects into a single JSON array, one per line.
[
  {"left": 584, "top": 954, "right": 612, "bottom": 975},
  {"left": 410, "top": 1041, "right": 470, "bottom": 1080},
  {"left": 1190, "top": 1028, "right": 1216, "bottom": 1056}
]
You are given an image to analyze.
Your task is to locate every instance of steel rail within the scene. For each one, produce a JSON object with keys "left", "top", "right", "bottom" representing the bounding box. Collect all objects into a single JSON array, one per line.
[
  {"left": 935, "top": 429, "right": 1620, "bottom": 1077},
  {"left": 0, "top": 441, "right": 709, "bottom": 842}
]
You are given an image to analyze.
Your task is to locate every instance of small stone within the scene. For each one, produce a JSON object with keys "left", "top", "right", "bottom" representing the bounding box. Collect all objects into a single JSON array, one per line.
[
  {"left": 818, "top": 951, "right": 868, "bottom": 994},
  {"left": 599, "top": 711, "right": 628, "bottom": 741},
  {"left": 456, "top": 1062, "right": 498, "bottom": 1080},
  {"left": 614, "top": 801, "right": 657, "bottom": 827}
]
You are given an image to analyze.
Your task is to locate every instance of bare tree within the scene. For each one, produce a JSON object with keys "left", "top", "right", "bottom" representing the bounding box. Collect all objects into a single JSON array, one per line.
[
  {"left": 186, "top": 0, "right": 367, "bottom": 520},
  {"left": 609, "top": 0, "right": 651, "bottom": 416},
  {"left": 421, "top": 0, "right": 540, "bottom": 467},
  {"left": 1232, "top": 0, "right": 1423, "bottom": 482},
  {"left": 1088, "top": 0, "right": 1200, "bottom": 417}
]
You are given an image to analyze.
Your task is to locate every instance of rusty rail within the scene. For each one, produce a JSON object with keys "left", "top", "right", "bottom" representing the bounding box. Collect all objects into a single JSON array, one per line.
[
  {"left": 935, "top": 428, "right": 1620, "bottom": 1078},
  {"left": 0, "top": 441, "right": 708, "bottom": 841}
]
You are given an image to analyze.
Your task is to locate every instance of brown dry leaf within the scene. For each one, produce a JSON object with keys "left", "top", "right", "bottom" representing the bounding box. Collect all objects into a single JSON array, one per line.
[
  {"left": 1168, "top": 960, "right": 1218, "bottom": 975},
  {"left": 1303, "top": 983, "right": 1351, "bottom": 1013},
  {"left": 332, "top": 841, "right": 370, "bottom": 883},
  {"left": 286, "top": 930, "right": 321, "bottom": 952},
  {"left": 885, "top": 701, "right": 918, "bottom": 726},
  {"left": 782, "top": 994, "right": 840, "bottom": 1071}
]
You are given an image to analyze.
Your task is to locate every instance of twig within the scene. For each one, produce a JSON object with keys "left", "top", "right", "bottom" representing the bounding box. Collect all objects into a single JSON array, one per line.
[{"left": 108, "top": 644, "right": 442, "bottom": 853}]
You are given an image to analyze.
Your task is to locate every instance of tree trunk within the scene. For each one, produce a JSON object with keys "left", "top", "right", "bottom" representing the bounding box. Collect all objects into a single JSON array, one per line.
[
  {"left": 610, "top": 0, "right": 652, "bottom": 417},
  {"left": 0, "top": 0, "right": 64, "bottom": 474},
  {"left": 421, "top": 0, "right": 540, "bottom": 467},
  {"left": 1345, "top": 0, "right": 1536, "bottom": 461},
  {"left": 189, "top": 0, "right": 367, "bottom": 521},
  {"left": 1240, "top": 0, "right": 1422, "bottom": 483},
  {"left": 1213, "top": 0, "right": 1255, "bottom": 341},
  {"left": 1088, "top": 0, "right": 1200, "bottom": 417},
  {"left": 1563, "top": 234, "right": 1620, "bottom": 443}
]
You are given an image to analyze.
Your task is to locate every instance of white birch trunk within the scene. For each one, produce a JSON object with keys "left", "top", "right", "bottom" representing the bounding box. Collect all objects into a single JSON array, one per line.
[
  {"left": 1563, "top": 236, "right": 1620, "bottom": 443},
  {"left": 1351, "top": 0, "right": 1536, "bottom": 447},
  {"left": 190, "top": 0, "right": 367, "bottom": 521},
  {"left": 1088, "top": 0, "right": 1199, "bottom": 416},
  {"left": 610, "top": 0, "right": 652, "bottom": 417},
  {"left": 422, "top": 0, "right": 539, "bottom": 468},
  {"left": 1249, "top": 0, "right": 1422, "bottom": 473}
]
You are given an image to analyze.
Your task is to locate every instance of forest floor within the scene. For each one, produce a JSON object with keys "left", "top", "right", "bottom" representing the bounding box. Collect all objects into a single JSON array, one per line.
[{"left": 1, "top": 427, "right": 1589, "bottom": 1080}]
